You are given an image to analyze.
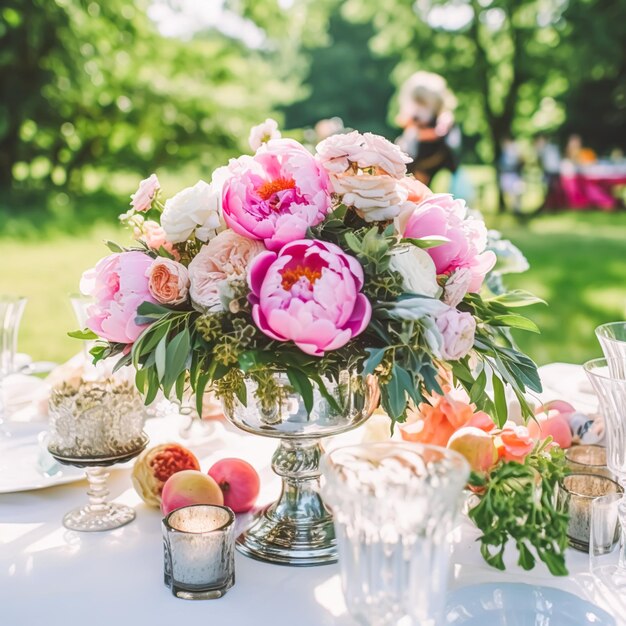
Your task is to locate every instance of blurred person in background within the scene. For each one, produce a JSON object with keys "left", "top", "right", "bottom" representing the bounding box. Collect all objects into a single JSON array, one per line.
[
  {"left": 395, "top": 72, "right": 460, "bottom": 187},
  {"left": 535, "top": 134, "right": 563, "bottom": 211},
  {"left": 498, "top": 135, "right": 525, "bottom": 214}
]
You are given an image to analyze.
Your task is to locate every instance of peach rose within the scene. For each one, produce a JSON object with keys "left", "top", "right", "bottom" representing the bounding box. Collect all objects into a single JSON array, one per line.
[
  {"left": 399, "top": 177, "right": 432, "bottom": 204},
  {"left": 147, "top": 258, "right": 189, "bottom": 306},
  {"left": 448, "top": 426, "right": 499, "bottom": 474},
  {"left": 188, "top": 229, "right": 265, "bottom": 311},
  {"left": 332, "top": 173, "right": 408, "bottom": 222},
  {"left": 497, "top": 424, "right": 535, "bottom": 462}
]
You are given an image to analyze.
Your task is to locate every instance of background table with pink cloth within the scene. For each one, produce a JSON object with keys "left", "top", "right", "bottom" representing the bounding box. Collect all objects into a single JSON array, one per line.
[
  {"left": 1, "top": 363, "right": 624, "bottom": 626},
  {"left": 552, "top": 163, "right": 626, "bottom": 210}
]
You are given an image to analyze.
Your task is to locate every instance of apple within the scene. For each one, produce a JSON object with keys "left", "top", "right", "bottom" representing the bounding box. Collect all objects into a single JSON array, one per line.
[
  {"left": 448, "top": 427, "right": 498, "bottom": 473},
  {"left": 161, "top": 470, "right": 224, "bottom": 516},
  {"left": 208, "top": 458, "right": 260, "bottom": 513}
]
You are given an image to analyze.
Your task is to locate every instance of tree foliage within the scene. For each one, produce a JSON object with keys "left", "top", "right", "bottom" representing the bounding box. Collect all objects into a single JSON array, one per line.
[{"left": 0, "top": 0, "right": 300, "bottom": 196}]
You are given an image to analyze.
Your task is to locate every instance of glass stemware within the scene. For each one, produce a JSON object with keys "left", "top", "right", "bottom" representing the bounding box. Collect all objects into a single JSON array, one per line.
[
  {"left": 321, "top": 442, "right": 469, "bottom": 626},
  {"left": 596, "top": 322, "right": 626, "bottom": 376},
  {"left": 584, "top": 358, "right": 626, "bottom": 582},
  {"left": 47, "top": 371, "right": 148, "bottom": 531},
  {"left": 0, "top": 296, "right": 27, "bottom": 433}
]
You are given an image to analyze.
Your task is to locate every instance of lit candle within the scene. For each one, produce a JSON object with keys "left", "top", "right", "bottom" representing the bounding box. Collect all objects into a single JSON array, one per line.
[
  {"left": 162, "top": 504, "right": 235, "bottom": 600},
  {"left": 557, "top": 473, "right": 623, "bottom": 552}
]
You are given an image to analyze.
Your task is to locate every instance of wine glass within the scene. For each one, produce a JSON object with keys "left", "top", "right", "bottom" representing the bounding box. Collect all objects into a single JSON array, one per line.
[{"left": 0, "top": 296, "right": 27, "bottom": 435}]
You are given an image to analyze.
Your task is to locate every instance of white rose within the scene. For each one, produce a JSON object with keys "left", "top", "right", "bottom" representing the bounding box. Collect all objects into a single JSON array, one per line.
[
  {"left": 332, "top": 173, "right": 408, "bottom": 222},
  {"left": 389, "top": 246, "right": 441, "bottom": 298},
  {"left": 161, "top": 180, "right": 225, "bottom": 244},
  {"left": 248, "top": 118, "right": 281, "bottom": 152}
]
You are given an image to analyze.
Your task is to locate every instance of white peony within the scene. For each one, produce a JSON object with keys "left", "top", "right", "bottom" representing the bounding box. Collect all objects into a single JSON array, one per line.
[
  {"left": 389, "top": 245, "right": 441, "bottom": 298},
  {"left": 248, "top": 118, "right": 281, "bottom": 152},
  {"left": 161, "top": 180, "right": 225, "bottom": 244}
]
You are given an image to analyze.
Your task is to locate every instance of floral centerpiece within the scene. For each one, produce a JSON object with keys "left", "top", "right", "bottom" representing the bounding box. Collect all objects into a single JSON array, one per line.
[{"left": 76, "top": 120, "right": 566, "bottom": 568}]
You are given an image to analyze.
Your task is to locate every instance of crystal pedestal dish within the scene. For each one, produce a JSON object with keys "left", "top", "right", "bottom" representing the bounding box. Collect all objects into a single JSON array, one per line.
[{"left": 222, "top": 369, "right": 377, "bottom": 566}]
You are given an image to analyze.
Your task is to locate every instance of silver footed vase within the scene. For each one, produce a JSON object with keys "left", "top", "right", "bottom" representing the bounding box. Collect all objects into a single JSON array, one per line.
[{"left": 221, "top": 369, "right": 377, "bottom": 566}]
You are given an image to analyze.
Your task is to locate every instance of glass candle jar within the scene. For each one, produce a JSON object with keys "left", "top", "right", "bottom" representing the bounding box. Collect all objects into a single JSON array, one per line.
[
  {"left": 162, "top": 504, "right": 235, "bottom": 600},
  {"left": 558, "top": 473, "right": 623, "bottom": 552},
  {"left": 566, "top": 445, "right": 613, "bottom": 479}
]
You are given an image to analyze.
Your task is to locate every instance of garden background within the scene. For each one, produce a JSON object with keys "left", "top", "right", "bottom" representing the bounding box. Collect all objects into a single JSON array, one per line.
[{"left": 1, "top": 0, "right": 625, "bottom": 368}]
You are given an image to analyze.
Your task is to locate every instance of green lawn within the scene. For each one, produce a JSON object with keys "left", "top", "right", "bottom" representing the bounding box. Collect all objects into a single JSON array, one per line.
[{"left": 1, "top": 212, "right": 625, "bottom": 367}]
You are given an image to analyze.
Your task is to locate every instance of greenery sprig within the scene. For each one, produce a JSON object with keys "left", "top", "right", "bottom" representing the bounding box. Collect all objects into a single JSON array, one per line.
[{"left": 468, "top": 440, "right": 569, "bottom": 576}]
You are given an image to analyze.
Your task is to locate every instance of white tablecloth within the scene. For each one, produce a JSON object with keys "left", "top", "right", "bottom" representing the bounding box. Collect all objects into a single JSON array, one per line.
[{"left": 1, "top": 364, "right": 623, "bottom": 626}]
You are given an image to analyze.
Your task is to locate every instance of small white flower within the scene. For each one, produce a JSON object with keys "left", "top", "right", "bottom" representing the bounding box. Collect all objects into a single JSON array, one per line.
[
  {"left": 248, "top": 118, "right": 281, "bottom": 152},
  {"left": 389, "top": 246, "right": 441, "bottom": 298},
  {"left": 161, "top": 180, "right": 225, "bottom": 244}
]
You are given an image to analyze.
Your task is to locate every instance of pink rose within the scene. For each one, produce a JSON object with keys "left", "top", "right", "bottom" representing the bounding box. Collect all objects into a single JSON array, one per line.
[
  {"left": 403, "top": 194, "right": 496, "bottom": 293},
  {"left": 130, "top": 174, "right": 160, "bottom": 213},
  {"left": 248, "top": 239, "right": 371, "bottom": 356},
  {"left": 134, "top": 220, "right": 179, "bottom": 261},
  {"left": 399, "top": 177, "right": 433, "bottom": 204},
  {"left": 80, "top": 251, "right": 156, "bottom": 344},
  {"left": 222, "top": 138, "right": 331, "bottom": 252},
  {"left": 188, "top": 230, "right": 265, "bottom": 311},
  {"left": 147, "top": 258, "right": 189, "bottom": 306},
  {"left": 316, "top": 131, "right": 411, "bottom": 178},
  {"left": 436, "top": 308, "right": 476, "bottom": 361}
]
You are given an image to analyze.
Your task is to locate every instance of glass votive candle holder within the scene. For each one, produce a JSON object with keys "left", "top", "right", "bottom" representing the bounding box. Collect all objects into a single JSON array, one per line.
[
  {"left": 565, "top": 445, "right": 613, "bottom": 479},
  {"left": 557, "top": 473, "right": 623, "bottom": 552},
  {"left": 162, "top": 504, "right": 235, "bottom": 600}
]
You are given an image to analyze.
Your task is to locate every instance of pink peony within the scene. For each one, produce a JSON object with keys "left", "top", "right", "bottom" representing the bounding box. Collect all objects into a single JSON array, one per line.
[
  {"left": 147, "top": 258, "right": 189, "bottom": 306},
  {"left": 436, "top": 308, "right": 476, "bottom": 361},
  {"left": 188, "top": 230, "right": 265, "bottom": 311},
  {"left": 130, "top": 174, "right": 160, "bottom": 213},
  {"left": 316, "top": 131, "right": 411, "bottom": 178},
  {"left": 402, "top": 194, "right": 496, "bottom": 292},
  {"left": 248, "top": 239, "right": 371, "bottom": 356},
  {"left": 222, "top": 139, "right": 331, "bottom": 252},
  {"left": 80, "top": 251, "right": 156, "bottom": 344}
]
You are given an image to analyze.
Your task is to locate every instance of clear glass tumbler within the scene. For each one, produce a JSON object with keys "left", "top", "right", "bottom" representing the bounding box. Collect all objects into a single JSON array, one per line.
[
  {"left": 162, "top": 504, "right": 236, "bottom": 600},
  {"left": 321, "top": 442, "right": 469, "bottom": 626},
  {"left": 584, "top": 358, "right": 626, "bottom": 580}
]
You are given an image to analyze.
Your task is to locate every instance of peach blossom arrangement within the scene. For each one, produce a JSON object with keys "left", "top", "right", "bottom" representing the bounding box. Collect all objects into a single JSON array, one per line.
[{"left": 76, "top": 118, "right": 544, "bottom": 429}]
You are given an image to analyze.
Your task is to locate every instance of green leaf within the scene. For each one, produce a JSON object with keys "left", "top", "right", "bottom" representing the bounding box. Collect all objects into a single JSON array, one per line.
[
  {"left": 362, "top": 347, "right": 386, "bottom": 376},
  {"left": 136, "top": 301, "right": 172, "bottom": 318},
  {"left": 491, "top": 314, "right": 540, "bottom": 333},
  {"left": 112, "top": 352, "right": 131, "bottom": 373},
  {"left": 163, "top": 329, "right": 191, "bottom": 394},
  {"left": 287, "top": 368, "right": 314, "bottom": 415},
  {"left": 157, "top": 245, "right": 175, "bottom": 260},
  {"left": 144, "top": 367, "right": 160, "bottom": 405},
  {"left": 67, "top": 328, "right": 98, "bottom": 340},
  {"left": 488, "top": 290, "right": 546, "bottom": 308},
  {"left": 194, "top": 372, "right": 211, "bottom": 416},
  {"left": 104, "top": 240, "right": 124, "bottom": 253},
  {"left": 175, "top": 370, "right": 186, "bottom": 402},
  {"left": 344, "top": 231, "right": 361, "bottom": 254},
  {"left": 401, "top": 235, "right": 451, "bottom": 249},
  {"left": 135, "top": 367, "right": 147, "bottom": 393},
  {"left": 469, "top": 368, "right": 487, "bottom": 405},
  {"left": 492, "top": 372, "right": 508, "bottom": 428},
  {"left": 384, "top": 364, "right": 409, "bottom": 419},
  {"left": 155, "top": 335, "right": 167, "bottom": 382}
]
